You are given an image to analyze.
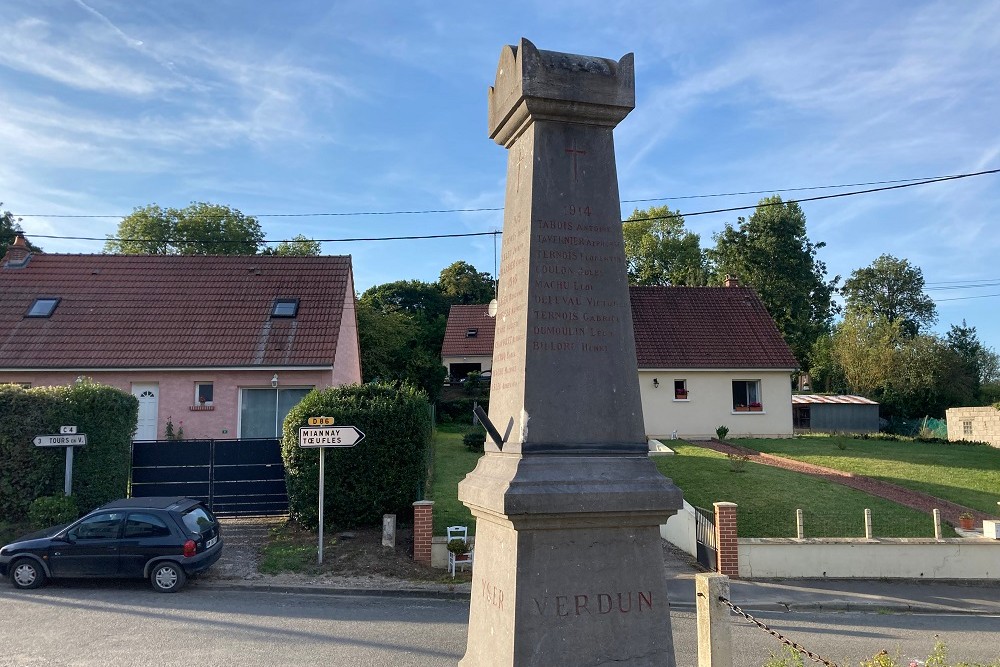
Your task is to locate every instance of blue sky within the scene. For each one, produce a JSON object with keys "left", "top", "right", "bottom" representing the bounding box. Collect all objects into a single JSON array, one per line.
[{"left": 3, "top": 1, "right": 999, "bottom": 348}]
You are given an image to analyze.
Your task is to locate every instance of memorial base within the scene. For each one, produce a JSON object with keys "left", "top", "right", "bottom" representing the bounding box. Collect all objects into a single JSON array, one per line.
[{"left": 459, "top": 454, "right": 682, "bottom": 667}]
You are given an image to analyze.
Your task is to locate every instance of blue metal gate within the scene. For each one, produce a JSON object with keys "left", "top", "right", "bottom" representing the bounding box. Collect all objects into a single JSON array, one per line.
[{"left": 130, "top": 438, "right": 288, "bottom": 516}]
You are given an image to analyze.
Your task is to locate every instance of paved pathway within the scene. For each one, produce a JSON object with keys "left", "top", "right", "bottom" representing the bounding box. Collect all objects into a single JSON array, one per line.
[{"left": 692, "top": 439, "right": 997, "bottom": 529}]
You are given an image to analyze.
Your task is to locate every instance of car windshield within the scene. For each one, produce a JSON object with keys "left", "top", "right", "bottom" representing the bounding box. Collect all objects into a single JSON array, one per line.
[{"left": 181, "top": 506, "right": 216, "bottom": 535}]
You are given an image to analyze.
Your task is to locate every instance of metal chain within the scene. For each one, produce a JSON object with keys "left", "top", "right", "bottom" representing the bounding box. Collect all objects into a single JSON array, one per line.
[{"left": 714, "top": 594, "right": 839, "bottom": 667}]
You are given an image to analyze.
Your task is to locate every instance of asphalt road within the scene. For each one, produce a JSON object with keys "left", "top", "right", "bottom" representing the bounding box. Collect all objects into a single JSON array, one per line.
[{"left": 1, "top": 583, "right": 998, "bottom": 666}]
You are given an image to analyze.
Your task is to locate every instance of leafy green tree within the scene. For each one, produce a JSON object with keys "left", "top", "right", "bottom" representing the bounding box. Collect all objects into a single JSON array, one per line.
[
  {"left": 807, "top": 333, "right": 845, "bottom": 394},
  {"left": 831, "top": 310, "right": 977, "bottom": 417},
  {"left": 622, "top": 206, "right": 707, "bottom": 286},
  {"left": 709, "top": 196, "right": 839, "bottom": 366},
  {"left": 358, "top": 281, "right": 449, "bottom": 401},
  {"left": 945, "top": 320, "right": 1000, "bottom": 401},
  {"left": 104, "top": 202, "right": 265, "bottom": 255},
  {"left": 1, "top": 205, "right": 42, "bottom": 252},
  {"left": 841, "top": 254, "right": 937, "bottom": 337},
  {"left": 264, "top": 234, "right": 322, "bottom": 256},
  {"left": 437, "top": 261, "right": 495, "bottom": 304}
]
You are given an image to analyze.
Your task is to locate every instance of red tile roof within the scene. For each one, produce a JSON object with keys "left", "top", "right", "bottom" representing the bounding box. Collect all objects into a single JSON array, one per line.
[
  {"left": 441, "top": 286, "right": 798, "bottom": 371},
  {"left": 0, "top": 253, "right": 354, "bottom": 369},
  {"left": 630, "top": 286, "right": 798, "bottom": 370},
  {"left": 441, "top": 304, "right": 495, "bottom": 357}
]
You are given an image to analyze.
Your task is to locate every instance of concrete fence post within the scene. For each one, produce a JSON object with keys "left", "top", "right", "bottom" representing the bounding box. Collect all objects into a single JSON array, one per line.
[
  {"left": 413, "top": 500, "right": 434, "bottom": 565},
  {"left": 696, "top": 573, "right": 732, "bottom": 667},
  {"left": 796, "top": 508, "right": 804, "bottom": 539},
  {"left": 933, "top": 509, "right": 942, "bottom": 540},
  {"left": 864, "top": 508, "right": 873, "bottom": 540},
  {"left": 714, "top": 502, "right": 739, "bottom": 578}
]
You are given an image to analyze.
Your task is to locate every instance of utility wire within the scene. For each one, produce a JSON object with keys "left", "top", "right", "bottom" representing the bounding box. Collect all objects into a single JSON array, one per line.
[
  {"left": 22, "top": 169, "right": 1000, "bottom": 246},
  {"left": 13, "top": 170, "right": 997, "bottom": 221}
]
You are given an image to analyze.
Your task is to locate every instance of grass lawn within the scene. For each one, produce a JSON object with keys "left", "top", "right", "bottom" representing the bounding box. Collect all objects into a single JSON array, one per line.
[
  {"left": 427, "top": 425, "right": 954, "bottom": 538},
  {"left": 429, "top": 424, "right": 480, "bottom": 534},
  {"left": 735, "top": 435, "right": 1000, "bottom": 515},
  {"left": 655, "top": 444, "right": 956, "bottom": 538}
]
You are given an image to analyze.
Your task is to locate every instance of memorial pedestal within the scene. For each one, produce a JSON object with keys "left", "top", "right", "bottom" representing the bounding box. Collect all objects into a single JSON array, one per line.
[{"left": 459, "top": 39, "right": 683, "bottom": 666}]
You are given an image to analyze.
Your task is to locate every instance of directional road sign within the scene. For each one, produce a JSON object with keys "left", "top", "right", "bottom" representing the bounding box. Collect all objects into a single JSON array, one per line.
[
  {"left": 298, "top": 426, "right": 364, "bottom": 448},
  {"left": 33, "top": 434, "right": 87, "bottom": 447}
]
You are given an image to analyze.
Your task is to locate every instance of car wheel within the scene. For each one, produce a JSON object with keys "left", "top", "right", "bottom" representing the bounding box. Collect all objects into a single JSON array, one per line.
[
  {"left": 149, "top": 562, "right": 186, "bottom": 593},
  {"left": 10, "top": 558, "right": 47, "bottom": 590}
]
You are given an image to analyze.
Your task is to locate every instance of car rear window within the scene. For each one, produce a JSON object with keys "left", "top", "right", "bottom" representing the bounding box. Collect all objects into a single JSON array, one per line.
[{"left": 181, "top": 506, "right": 216, "bottom": 535}]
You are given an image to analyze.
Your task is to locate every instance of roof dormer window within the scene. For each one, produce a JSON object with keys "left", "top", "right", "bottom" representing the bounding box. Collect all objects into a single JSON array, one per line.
[
  {"left": 271, "top": 298, "right": 299, "bottom": 318},
  {"left": 466, "top": 328, "right": 478, "bottom": 338},
  {"left": 27, "top": 297, "right": 60, "bottom": 318}
]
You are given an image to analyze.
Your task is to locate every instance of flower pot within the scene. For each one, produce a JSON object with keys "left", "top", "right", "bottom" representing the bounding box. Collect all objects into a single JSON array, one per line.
[
  {"left": 959, "top": 516, "right": 975, "bottom": 530},
  {"left": 734, "top": 406, "right": 749, "bottom": 412}
]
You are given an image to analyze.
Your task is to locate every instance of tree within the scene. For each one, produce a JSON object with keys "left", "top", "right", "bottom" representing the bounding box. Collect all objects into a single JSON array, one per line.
[
  {"left": 946, "top": 320, "right": 1000, "bottom": 400},
  {"left": 831, "top": 309, "right": 977, "bottom": 418},
  {"left": 709, "top": 196, "right": 839, "bottom": 366},
  {"left": 437, "top": 261, "right": 495, "bottom": 304},
  {"left": 1, "top": 205, "right": 42, "bottom": 252},
  {"left": 264, "top": 235, "right": 322, "bottom": 256},
  {"left": 104, "top": 202, "right": 265, "bottom": 255},
  {"left": 841, "top": 254, "right": 937, "bottom": 337},
  {"left": 622, "top": 206, "right": 707, "bottom": 286}
]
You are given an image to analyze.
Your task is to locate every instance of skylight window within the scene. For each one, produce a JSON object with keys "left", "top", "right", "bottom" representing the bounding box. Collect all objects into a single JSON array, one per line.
[
  {"left": 27, "top": 298, "right": 60, "bottom": 318},
  {"left": 271, "top": 298, "right": 299, "bottom": 318},
  {"left": 466, "top": 328, "right": 478, "bottom": 338}
]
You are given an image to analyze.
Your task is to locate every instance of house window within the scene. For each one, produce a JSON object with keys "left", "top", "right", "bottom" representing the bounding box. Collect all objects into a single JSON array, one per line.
[
  {"left": 963, "top": 420, "right": 973, "bottom": 436},
  {"left": 673, "top": 380, "right": 688, "bottom": 400},
  {"left": 466, "top": 328, "right": 478, "bottom": 338},
  {"left": 195, "top": 382, "right": 214, "bottom": 405},
  {"left": 732, "top": 380, "right": 762, "bottom": 411},
  {"left": 26, "top": 297, "right": 60, "bottom": 318},
  {"left": 271, "top": 298, "right": 299, "bottom": 318},
  {"left": 239, "top": 387, "right": 311, "bottom": 438}
]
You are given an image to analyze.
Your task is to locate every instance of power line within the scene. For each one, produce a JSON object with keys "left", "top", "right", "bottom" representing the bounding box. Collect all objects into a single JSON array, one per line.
[
  {"left": 17, "top": 168, "right": 1000, "bottom": 245},
  {"left": 12, "top": 170, "right": 997, "bottom": 220},
  {"left": 934, "top": 292, "right": 1000, "bottom": 302}
]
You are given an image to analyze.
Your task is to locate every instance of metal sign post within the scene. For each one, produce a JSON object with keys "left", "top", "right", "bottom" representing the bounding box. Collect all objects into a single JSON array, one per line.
[
  {"left": 33, "top": 427, "right": 86, "bottom": 496},
  {"left": 299, "top": 416, "right": 365, "bottom": 565}
]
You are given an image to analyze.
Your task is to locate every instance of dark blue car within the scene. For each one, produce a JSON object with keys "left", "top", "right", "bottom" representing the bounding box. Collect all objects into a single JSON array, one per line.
[{"left": 0, "top": 497, "right": 223, "bottom": 593}]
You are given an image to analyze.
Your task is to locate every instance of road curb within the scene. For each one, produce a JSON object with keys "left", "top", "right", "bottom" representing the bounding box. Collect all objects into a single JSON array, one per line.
[{"left": 194, "top": 581, "right": 472, "bottom": 601}]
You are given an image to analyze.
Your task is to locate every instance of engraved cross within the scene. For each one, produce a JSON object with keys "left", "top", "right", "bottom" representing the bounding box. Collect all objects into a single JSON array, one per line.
[{"left": 565, "top": 144, "right": 587, "bottom": 181}]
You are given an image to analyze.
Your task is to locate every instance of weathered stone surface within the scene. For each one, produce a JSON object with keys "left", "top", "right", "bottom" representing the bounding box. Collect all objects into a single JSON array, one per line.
[{"left": 459, "top": 38, "right": 682, "bottom": 666}]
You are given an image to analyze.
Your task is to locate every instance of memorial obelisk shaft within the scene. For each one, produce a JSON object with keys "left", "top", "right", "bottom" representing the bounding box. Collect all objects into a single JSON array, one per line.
[{"left": 458, "top": 39, "right": 682, "bottom": 666}]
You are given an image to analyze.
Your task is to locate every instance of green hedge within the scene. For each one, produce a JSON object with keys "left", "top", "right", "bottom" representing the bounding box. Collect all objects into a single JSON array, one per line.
[
  {"left": 281, "top": 382, "right": 432, "bottom": 530},
  {"left": 0, "top": 380, "right": 137, "bottom": 521},
  {"left": 437, "top": 397, "right": 488, "bottom": 424}
]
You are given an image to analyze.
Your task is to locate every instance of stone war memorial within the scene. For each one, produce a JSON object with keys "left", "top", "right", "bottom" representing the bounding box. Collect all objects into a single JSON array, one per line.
[{"left": 458, "top": 39, "right": 683, "bottom": 666}]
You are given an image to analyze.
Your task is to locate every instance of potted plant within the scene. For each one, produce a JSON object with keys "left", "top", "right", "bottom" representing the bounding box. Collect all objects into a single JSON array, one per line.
[
  {"left": 959, "top": 512, "right": 975, "bottom": 530},
  {"left": 447, "top": 538, "right": 469, "bottom": 556},
  {"left": 734, "top": 404, "right": 749, "bottom": 412},
  {"left": 748, "top": 402, "right": 763, "bottom": 412}
]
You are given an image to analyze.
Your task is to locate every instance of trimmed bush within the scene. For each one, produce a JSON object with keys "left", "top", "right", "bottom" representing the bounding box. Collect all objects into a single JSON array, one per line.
[
  {"left": 28, "top": 495, "right": 79, "bottom": 528},
  {"left": 281, "top": 382, "right": 432, "bottom": 530},
  {"left": 0, "top": 380, "right": 137, "bottom": 521},
  {"left": 463, "top": 428, "right": 486, "bottom": 452}
]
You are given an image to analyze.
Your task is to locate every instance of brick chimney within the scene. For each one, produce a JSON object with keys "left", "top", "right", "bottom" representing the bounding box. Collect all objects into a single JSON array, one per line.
[
  {"left": 2, "top": 233, "right": 33, "bottom": 268},
  {"left": 724, "top": 274, "right": 740, "bottom": 288}
]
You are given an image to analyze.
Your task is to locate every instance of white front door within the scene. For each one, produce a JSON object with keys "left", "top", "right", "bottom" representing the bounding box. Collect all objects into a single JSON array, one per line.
[{"left": 132, "top": 383, "right": 159, "bottom": 441}]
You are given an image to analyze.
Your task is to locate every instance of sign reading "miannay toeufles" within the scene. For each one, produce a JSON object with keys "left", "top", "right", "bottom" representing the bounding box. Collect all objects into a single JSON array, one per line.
[{"left": 298, "top": 426, "right": 365, "bottom": 448}]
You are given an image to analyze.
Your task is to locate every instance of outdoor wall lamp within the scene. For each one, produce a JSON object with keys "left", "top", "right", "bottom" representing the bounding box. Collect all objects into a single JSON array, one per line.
[
  {"left": 652, "top": 378, "right": 659, "bottom": 388},
  {"left": 271, "top": 374, "right": 279, "bottom": 388}
]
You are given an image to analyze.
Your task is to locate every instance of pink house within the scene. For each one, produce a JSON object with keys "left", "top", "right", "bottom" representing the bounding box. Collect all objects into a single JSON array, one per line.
[{"left": 0, "top": 235, "right": 361, "bottom": 440}]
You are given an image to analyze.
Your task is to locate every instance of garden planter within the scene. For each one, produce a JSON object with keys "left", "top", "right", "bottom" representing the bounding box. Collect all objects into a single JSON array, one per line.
[{"left": 959, "top": 516, "right": 975, "bottom": 530}]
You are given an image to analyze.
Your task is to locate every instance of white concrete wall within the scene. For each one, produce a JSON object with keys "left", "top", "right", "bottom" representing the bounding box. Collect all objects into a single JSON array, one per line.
[
  {"left": 739, "top": 538, "right": 1000, "bottom": 579},
  {"left": 660, "top": 500, "right": 698, "bottom": 557},
  {"left": 946, "top": 407, "right": 1000, "bottom": 447},
  {"left": 638, "top": 369, "right": 794, "bottom": 440}
]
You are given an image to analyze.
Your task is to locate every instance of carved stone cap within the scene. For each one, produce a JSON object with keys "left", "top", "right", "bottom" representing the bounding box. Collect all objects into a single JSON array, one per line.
[{"left": 488, "top": 38, "right": 635, "bottom": 147}]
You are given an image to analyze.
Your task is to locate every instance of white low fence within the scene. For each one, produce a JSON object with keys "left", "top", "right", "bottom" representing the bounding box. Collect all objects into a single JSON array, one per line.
[{"left": 739, "top": 537, "right": 1000, "bottom": 579}]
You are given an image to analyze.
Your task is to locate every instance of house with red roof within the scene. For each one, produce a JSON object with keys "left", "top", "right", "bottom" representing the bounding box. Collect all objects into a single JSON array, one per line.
[
  {"left": 441, "top": 304, "right": 497, "bottom": 383},
  {"left": 0, "top": 235, "right": 361, "bottom": 441},
  {"left": 441, "top": 280, "right": 797, "bottom": 439}
]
